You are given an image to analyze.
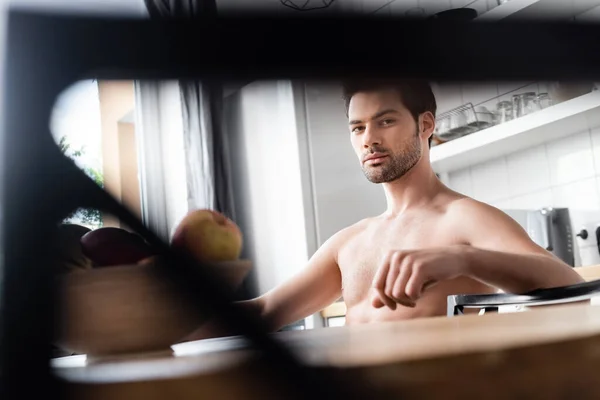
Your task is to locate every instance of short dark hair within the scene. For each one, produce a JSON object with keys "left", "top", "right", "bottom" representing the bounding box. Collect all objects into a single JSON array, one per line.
[{"left": 341, "top": 78, "right": 437, "bottom": 147}]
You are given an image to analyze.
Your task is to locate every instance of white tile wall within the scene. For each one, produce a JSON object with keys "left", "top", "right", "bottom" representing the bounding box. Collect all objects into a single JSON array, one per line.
[
  {"left": 552, "top": 178, "right": 600, "bottom": 211},
  {"left": 448, "top": 167, "right": 472, "bottom": 197},
  {"left": 590, "top": 126, "right": 600, "bottom": 170},
  {"left": 506, "top": 146, "right": 550, "bottom": 197},
  {"left": 471, "top": 157, "right": 509, "bottom": 203},
  {"left": 491, "top": 198, "right": 512, "bottom": 209},
  {"left": 547, "top": 131, "right": 595, "bottom": 186},
  {"left": 509, "top": 189, "right": 553, "bottom": 209}
]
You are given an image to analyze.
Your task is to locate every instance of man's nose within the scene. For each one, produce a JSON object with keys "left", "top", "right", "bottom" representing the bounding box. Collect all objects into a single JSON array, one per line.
[{"left": 362, "top": 125, "right": 382, "bottom": 148}]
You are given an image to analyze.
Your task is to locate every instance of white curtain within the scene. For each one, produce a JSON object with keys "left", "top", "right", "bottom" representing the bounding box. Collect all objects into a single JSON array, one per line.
[
  {"left": 134, "top": 80, "right": 189, "bottom": 242},
  {"left": 179, "top": 83, "right": 215, "bottom": 212},
  {"left": 180, "top": 82, "right": 235, "bottom": 220}
]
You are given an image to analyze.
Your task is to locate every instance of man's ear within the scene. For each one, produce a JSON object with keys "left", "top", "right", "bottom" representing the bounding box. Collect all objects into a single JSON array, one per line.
[{"left": 419, "top": 111, "right": 436, "bottom": 141}]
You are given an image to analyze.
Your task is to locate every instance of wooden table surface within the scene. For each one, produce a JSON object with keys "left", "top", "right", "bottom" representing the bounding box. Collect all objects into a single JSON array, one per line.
[{"left": 54, "top": 302, "right": 600, "bottom": 399}]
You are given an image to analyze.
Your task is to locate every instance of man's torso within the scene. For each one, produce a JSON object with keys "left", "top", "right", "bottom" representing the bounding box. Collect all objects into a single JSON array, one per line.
[{"left": 336, "top": 195, "right": 496, "bottom": 325}]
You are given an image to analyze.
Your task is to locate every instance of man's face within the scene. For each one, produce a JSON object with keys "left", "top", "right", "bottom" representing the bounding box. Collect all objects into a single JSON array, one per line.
[{"left": 348, "top": 89, "right": 423, "bottom": 184}]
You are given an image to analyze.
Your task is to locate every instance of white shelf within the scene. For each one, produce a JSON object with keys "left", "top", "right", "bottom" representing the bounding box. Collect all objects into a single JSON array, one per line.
[{"left": 430, "top": 90, "right": 600, "bottom": 174}]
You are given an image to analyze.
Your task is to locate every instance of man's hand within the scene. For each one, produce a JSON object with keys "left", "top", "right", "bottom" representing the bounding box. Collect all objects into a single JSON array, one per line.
[{"left": 371, "top": 246, "right": 470, "bottom": 310}]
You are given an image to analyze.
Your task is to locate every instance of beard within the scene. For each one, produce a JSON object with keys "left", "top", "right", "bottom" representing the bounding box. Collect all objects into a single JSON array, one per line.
[{"left": 361, "top": 131, "right": 422, "bottom": 184}]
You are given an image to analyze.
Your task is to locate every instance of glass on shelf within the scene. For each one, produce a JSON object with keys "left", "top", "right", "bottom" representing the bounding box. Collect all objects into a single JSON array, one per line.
[
  {"left": 537, "top": 92, "right": 553, "bottom": 109},
  {"left": 496, "top": 100, "right": 513, "bottom": 124},
  {"left": 512, "top": 92, "right": 540, "bottom": 118},
  {"left": 520, "top": 92, "right": 540, "bottom": 115}
]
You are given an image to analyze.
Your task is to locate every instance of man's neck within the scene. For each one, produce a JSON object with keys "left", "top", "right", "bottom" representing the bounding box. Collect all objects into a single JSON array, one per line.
[{"left": 382, "top": 159, "right": 442, "bottom": 216}]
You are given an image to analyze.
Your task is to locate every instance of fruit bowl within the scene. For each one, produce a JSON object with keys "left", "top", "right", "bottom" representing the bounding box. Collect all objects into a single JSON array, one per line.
[{"left": 55, "top": 258, "right": 251, "bottom": 358}]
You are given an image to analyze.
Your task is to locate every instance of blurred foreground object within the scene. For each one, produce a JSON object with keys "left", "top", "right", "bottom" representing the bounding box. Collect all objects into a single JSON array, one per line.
[
  {"left": 55, "top": 257, "right": 251, "bottom": 357},
  {"left": 51, "top": 224, "right": 94, "bottom": 273}
]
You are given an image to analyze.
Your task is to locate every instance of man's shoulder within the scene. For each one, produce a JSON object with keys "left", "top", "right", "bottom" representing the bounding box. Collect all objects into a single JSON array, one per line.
[
  {"left": 325, "top": 217, "right": 374, "bottom": 248},
  {"left": 444, "top": 194, "right": 508, "bottom": 223}
]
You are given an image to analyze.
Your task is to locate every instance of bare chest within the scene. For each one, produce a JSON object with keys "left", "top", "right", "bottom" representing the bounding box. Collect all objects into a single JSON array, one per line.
[{"left": 337, "top": 216, "right": 463, "bottom": 308}]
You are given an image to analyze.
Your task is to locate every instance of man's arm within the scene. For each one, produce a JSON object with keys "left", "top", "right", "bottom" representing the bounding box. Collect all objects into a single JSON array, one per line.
[
  {"left": 453, "top": 199, "right": 584, "bottom": 293},
  {"left": 183, "top": 230, "right": 345, "bottom": 340},
  {"left": 251, "top": 230, "right": 345, "bottom": 332},
  {"left": 372, "top": 199, "right": 583, "bottom": 309}
]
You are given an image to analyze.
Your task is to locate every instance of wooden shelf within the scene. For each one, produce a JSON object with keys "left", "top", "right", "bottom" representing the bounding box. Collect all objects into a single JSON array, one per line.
[{"left": 431, "top": 90, "right": 600, "bottom": 173}]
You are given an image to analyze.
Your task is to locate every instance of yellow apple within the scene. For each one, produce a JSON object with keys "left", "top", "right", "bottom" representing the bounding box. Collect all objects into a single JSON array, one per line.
[{"left": 171, "top": 209, "right": 243, "bottom": 263}]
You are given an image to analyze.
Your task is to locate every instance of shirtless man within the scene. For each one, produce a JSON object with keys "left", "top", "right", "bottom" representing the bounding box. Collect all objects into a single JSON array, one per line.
[{"left": 192, "top": 79, "right": 583, "bottom": 337}]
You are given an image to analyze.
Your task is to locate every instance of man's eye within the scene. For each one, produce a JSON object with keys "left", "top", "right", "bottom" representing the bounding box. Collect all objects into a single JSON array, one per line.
[
  {"left": 381, "top": 119, "right": 395, "bottom": 126},
  {"left": 352, "top": 126, "right": 364, "bottom": 134}
]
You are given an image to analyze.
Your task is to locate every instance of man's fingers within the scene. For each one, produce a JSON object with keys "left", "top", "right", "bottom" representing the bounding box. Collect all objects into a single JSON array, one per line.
[
  {"left": 384, "top": 252, "right": 401, "bottom": 299},
  {"left": 375, "top": 287, "right": 397, "bottom": 310},
  {"left": 372, "top": 252, "right": 392, "bottom": 291},
  {"left": 372, "top": 252, "right": 396, "bottom": 310},
  {"left": 392, "top": 260, "right": 415, "bottom": 307},
  {"left": 371, "top": 292, "right": 386, "bottom": 308},
  {"left": 405, "top": 271, "right": 436, "bottom": 301}
]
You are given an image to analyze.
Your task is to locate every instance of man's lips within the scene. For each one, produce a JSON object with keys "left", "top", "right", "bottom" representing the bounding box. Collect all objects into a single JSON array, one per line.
[{"left": 363, "top": 153, "right": 388, "bottom": 164}]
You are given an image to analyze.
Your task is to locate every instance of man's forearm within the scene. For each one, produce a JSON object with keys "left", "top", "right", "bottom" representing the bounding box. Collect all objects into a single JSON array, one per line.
[
  {"left": 462, "top": 245, "right": 584, "bottom": 294},
  {"left": 180, "top": 297, "right": 272, "bottom": 342}
]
